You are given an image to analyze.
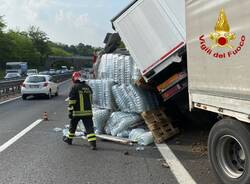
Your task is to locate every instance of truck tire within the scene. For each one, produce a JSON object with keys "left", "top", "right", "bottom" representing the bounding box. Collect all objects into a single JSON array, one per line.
[{"left": 208, "top": 118, "right": 250, "bottom": 184}]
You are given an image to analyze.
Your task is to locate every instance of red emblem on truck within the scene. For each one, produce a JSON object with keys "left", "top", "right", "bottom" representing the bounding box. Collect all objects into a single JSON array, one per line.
[
  {"left": 210, "top": 8, "right": 236, "bottom": 49},
  {"left": 199, "top": 8, "right": 246, "bottom": 59}
]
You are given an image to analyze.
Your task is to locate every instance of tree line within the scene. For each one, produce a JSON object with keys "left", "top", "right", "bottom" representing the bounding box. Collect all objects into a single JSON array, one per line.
[{"left": 0, "top": 16, "right": 99, "bottom": 70}]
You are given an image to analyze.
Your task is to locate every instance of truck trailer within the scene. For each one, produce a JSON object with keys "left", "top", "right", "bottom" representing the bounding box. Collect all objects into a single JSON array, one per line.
[
  {"left": 6, "top": 62, "right": 28, "bottom": 76},
  {"left": 112, "top": 0, "right": 250, "bottom": 183}
]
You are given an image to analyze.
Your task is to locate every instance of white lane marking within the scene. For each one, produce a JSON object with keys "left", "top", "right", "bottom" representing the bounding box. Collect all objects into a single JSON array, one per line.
[
  {"left": 65, "top": 97, "right": 69, "bottom": 102},
  {"left": 156, "top": 143, "right": 197, "bottom": 184},
  {"left": 0, "top": 96, "right": 22, "bottom": 105},
  {"left": 0, "top": 119, "right": 43, "bottom": 153},
  {"left": 0, "top": 79, "right": 71, "bottom": 105}
]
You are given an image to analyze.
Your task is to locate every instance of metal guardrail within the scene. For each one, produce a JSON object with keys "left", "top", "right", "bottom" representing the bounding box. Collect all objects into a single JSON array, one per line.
[
  {"left": 0, "top": 79, "right": 24, "bottom": 98},
  {"left": 0, "top": 73, "right": 72, "bottom": 99}
]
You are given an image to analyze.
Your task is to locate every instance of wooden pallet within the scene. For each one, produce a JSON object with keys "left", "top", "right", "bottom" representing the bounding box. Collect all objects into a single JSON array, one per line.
[
  {"left": 141, "top": 109, "right": 179, "bottom": 143},
  {"left": 134, "top": 76, "right": 155, "bottom": 90},
  {"left": 135, "top": 76, "right": 146, "bottom": 86}
]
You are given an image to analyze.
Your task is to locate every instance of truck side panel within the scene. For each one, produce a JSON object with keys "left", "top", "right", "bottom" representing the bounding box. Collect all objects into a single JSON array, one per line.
[{"left": 186, "top": 0, "right": 250, "bottom": 119}]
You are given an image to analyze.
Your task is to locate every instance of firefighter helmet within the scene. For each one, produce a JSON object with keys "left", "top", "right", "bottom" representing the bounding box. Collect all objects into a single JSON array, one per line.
[{"left": 72, "top": 72, "right": 81, "bottom": 83}]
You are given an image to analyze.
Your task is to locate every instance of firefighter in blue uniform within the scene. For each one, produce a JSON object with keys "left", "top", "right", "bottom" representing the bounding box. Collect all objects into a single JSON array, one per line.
[{"left": 63, "top": 71, "right": 96, "bottom": 150}]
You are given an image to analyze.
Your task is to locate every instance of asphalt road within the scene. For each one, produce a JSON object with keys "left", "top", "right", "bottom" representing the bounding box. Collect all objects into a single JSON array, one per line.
[{"left": 0, "top": 81, "right": 178, "bottom": 184}]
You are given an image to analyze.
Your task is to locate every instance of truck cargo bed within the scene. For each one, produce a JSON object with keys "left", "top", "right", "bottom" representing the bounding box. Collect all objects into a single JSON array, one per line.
[{"left": 112, "top": 0, "right": 186, "bottom": 81}]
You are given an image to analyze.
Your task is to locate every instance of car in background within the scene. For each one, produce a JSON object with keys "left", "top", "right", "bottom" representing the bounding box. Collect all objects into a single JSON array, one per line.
[
  {"left": 4, "top": 73, "right": 21, "bottom": 80},
  {"left": 56, "top": 70, "right": 62, "bottom": 74},
  {"left": 27, "top": 69, "right": 38, "bottom": 76},
  {"left": 21, "top": 75, "right": 59, "bottom": 100},
  {"left": 61, "top": 66, "right": 69, "bottom": 73},
  {"left": 39, "top": 71, "right": 50, "bottom": 75},
  {"left": 49, "top": 69, "right": 56, "bottom": 75}
]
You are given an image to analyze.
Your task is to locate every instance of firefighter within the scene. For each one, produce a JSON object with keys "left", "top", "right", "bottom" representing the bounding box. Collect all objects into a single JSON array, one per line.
[{"left": 63, "top": 71, "right": 96, "bottom": 150}]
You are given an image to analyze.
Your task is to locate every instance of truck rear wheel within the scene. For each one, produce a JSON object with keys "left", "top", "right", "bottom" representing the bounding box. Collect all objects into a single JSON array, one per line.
[{"left": 208, "top": 118, "right": 250, "bottom": 184}]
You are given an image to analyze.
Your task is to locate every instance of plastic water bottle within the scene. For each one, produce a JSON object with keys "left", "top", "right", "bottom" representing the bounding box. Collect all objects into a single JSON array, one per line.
[{"left": 136, "top": 146, "right": 145, "bottom": 151}]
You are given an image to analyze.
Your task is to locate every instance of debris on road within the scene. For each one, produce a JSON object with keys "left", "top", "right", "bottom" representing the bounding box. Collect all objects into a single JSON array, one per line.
[
  {"left": 157, "top": 158, "right": 170, "bottom": 169},
  {"left": 62, "top": 128, "right": 87, "bottom": 139},
  {"left": 136, "top": 146, "right": 145, "bottom": 151},
  {"left": 161, "top": 161, "right": 170, "bottom": 169},
  {"left": 53, "top": 127, "right": 63, "bottom": 132},
  {"left": 192, "top": 142, "right": 208, "bottom": 155},
  {"left": 124, "top": 151, "right": 129, "bottom": 155},
  {"left": 96, "top": 134, "right": 132, "bottom": 145}
]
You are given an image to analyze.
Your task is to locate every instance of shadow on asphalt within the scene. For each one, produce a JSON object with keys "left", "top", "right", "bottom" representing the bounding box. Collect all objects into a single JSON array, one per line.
[{"left": 166, "top": 121, "right": 220, "bottom": 184}]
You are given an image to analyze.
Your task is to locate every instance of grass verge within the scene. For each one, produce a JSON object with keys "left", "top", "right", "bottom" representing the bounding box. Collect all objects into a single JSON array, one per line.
[{"left": 0, "top": 70, "right": 5, "bottom": 79}]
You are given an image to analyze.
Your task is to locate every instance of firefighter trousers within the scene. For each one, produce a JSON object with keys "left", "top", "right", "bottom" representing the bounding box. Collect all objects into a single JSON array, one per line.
[{"left": 67, "top": 116, "right": 96, "bottom": 144}]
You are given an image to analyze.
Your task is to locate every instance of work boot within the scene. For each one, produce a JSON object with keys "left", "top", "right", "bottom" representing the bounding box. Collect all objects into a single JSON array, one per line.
[
  {"left": 90, "top": 141, "right": 97, "bottom": 150},
  {"left": 63, "top": 136, "right": 72, "bottom": 145}
]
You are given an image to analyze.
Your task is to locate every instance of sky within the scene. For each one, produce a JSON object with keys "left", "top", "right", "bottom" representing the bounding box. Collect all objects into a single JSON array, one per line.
[{"left": 0, "top": 0, "right": 132, "bottom": 47}]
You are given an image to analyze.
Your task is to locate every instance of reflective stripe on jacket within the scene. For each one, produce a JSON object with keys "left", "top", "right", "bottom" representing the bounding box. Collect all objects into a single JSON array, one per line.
[{"left": 68, "top": 81, "right": 93, "bottom": 117}]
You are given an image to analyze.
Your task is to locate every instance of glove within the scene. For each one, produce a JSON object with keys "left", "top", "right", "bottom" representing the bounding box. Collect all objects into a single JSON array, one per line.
[{"left": 68, "top": 111, "right": 73, "bottom": 119}]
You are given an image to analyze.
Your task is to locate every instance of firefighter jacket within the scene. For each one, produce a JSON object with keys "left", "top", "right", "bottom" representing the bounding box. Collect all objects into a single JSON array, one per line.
[{"left": 68, "top": 81, "right": 93, "bottom": 117}]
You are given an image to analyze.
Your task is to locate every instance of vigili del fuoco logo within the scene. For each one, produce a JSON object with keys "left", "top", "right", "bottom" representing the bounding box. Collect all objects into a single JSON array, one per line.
[{"left": 199, "top": 8, "right": 246, "bottom": 59}]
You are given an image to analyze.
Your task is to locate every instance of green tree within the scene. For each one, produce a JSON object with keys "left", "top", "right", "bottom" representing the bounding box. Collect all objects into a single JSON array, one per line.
[
  {"left": 28, "top": 26, "right": 51, "bottom": 62},
  {"left": 50, "top": 47, "right": 72, "bottom": 57},
  {"left": 0, "top": 34, "right": 13, "bottom": 68},
  {"left": 0, "top": 16, "right": 6, "bottom": 32},
  {"left": 6, "top": 31, "right": 41, "bottom": 67},
  {"left": 0, "top": 16, "right": 13, "bottom": 68}
]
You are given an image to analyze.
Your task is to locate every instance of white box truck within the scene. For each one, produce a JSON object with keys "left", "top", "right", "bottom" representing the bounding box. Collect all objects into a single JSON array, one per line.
[
  {"left": 6, "top": 62, "right": 28, "bottom": 76},
  {"left": 112, "top": 0, "right": 186, "bottom": 82},
  {"left": 113, "top": 0, "right": 250, "bottom": 183}
]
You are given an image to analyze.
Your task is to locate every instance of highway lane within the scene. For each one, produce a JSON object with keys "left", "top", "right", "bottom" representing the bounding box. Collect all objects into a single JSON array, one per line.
[
  {"left": 0, "top": 81, "right": 70, "bottom": 145},
  {"left": 0, "top": 81, "right": 178, "bottom": 184}
]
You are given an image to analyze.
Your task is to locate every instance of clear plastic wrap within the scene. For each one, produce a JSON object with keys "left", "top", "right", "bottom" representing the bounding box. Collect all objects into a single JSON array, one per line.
[
  {"left": 98, "top": 54, "right": 137, "bottom": 85},
  {"left": 117, "top": 130, "right": 131, "bottom": 138},
  {"left": 129, "top": 128, "right": 146, "bottom": 142},
  {"left": 112, "top": 84, "right": 159, "bottom": 113},
  {"left": 112, "top": 85, "right": 128, "bottom": 111},
  {"left": 92, "top": 108, "right": 111, "bottom": 134},
  {"left": 104, "top": 112, "right": 141, "bottom": 136},
  {"left": 124, "top": 56, "right": 133, "bottom": 85},
  {"left": 87, "top": 79, "right": 116, "bottom": 110},
  {"left": 137, "top": 132, "right": 154, "bottom": 146},
  {"left": 132, "top": 62, "right": 141, "bottom": 82},
  {"left": 111, "top": 113, "right": 141, "bottom": 136},
  {"left": 104, "top": 112, "right": 128, "bottom": 135}
]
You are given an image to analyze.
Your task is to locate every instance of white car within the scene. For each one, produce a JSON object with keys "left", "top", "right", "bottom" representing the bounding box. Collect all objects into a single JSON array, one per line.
[
  {"left": 4, "top": 73, "right": 21, "bottom": 80},
  {"left": 21, "top": 75, "right": 59, "bottom": 100},
  {"left": 27, "top": 69, "right": 38, "bottom": 76}
]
